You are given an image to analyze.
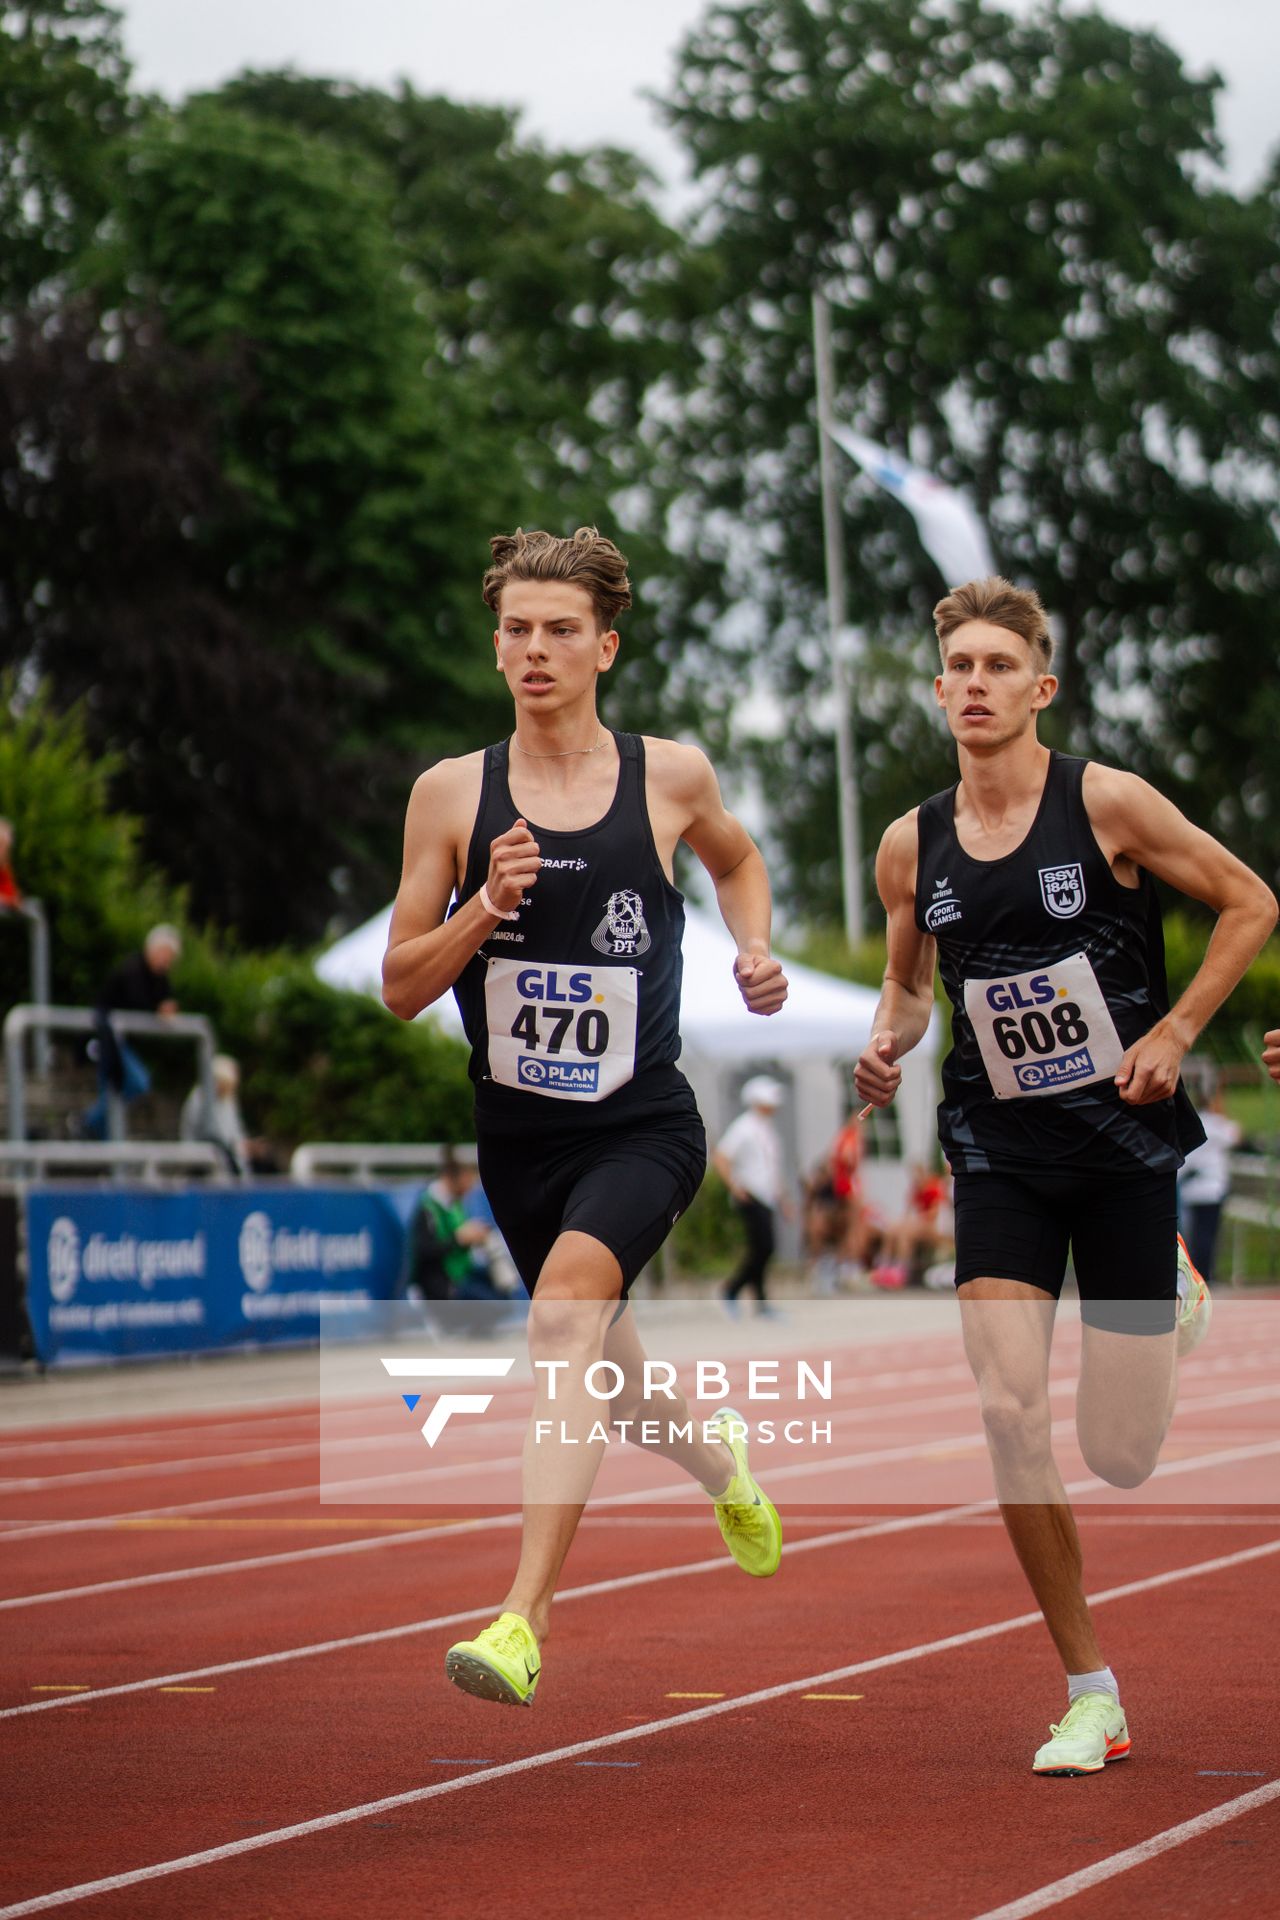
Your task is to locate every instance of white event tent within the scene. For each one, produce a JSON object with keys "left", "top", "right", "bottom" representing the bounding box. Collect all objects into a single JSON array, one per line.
[{"left": 316, "top": 903, "right": 941, "bottom": 1220}]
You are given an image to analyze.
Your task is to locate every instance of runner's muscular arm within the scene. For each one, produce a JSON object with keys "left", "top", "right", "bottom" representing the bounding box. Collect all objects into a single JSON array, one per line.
[
  {"left": 1084, "top": 764, "right": 1278, "bottom": 1103},
  {"left": 652, "top": 740, "right": 788, "bottom": 1017},
  {"left": 382, "top": 759, "right": 541, "bottom": 1020},
  {"left": 853, "top": 812, "right": 937, "bottom": 1108}
]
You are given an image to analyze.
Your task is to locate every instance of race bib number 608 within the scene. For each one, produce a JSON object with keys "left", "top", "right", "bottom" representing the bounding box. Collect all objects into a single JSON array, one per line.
[
  {"left": 485, "top": 959, "right": 639, "bottom": 1102},
  {"left": 963, "top": 953, "right": 1124, "bottom": 1100}
]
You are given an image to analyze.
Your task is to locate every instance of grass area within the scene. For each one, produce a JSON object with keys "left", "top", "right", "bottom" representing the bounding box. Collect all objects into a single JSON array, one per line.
[{"left": 1223, "top": 1077, "right": 1280, "bottom": 1150}]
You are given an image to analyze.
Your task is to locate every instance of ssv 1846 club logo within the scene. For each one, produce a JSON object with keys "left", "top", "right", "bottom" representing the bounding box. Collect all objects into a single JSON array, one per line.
[
  {"left": 1039, "top": 862, "right": 1086, "bottom": 919},
  {"left": 381, "top": 1356, "right": 515, "bottom": 1446}
]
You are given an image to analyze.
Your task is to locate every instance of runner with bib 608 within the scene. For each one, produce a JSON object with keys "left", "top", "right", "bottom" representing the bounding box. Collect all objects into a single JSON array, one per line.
[
  {"left": 383, "top": 527, "right": 787, "bottom": 1709},
  {"left": 855, "top": 576, "right": 1276, "bottom": 1778}
]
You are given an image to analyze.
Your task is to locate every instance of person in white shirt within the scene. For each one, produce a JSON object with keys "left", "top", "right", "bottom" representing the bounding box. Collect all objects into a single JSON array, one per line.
[
  {"left": 714, "top": 1075, "right": 787, "bottom": 1313},
  {"left": 1178, "top": 1084, "right": 1241, "bottom": 1284},
  {"left": 180, "top": 1053, "right": 259, "bottom": 1175}
]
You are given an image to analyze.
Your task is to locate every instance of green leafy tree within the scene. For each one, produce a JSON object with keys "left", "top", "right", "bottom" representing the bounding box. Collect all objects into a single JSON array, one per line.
[
  {"left": 660, "top": 0, "right": 1280, "bottom": 920},
  {"left": 0, "top": 298, "right": 363, "bottom": 943},
  {"left": 0, "top": 674, "right": 174, "bottom": 1011},
  {"left": 0, "top": 1, "right": 133, "bottom": 303}
]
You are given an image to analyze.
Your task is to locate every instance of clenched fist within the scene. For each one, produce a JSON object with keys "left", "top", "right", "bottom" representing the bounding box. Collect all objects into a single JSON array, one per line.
[
  {"left": 734, "top": 952, "right": 788, "bottom": 1016},
  {"left": 486, "top": 819, "right": 541, "bottom": 916},
  {"left": 1264, "top": 1029, "right": 1280, "bottom": 1086},
  {"left": 854, "top": 1031, "right": 901, "bottom": 1108}
]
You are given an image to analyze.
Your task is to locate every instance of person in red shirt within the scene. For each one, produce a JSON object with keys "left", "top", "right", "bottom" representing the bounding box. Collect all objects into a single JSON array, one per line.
[{"left": 0, "top": 818, "right": 23, "bottom": 910}]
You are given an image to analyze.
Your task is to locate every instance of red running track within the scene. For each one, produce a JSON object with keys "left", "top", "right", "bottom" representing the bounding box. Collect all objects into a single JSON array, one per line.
[{"left": 1, "top": 1320, "right": 1278, "bottom": 1920}]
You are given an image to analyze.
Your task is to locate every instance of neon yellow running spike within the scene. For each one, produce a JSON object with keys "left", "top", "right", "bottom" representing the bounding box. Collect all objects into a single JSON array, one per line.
[
  {"left": 1176, "top": 1232, "right": 1212, "bottom": 1358},
  {"left": 704, "top": 1406, "right": 783, "bottom": 1578},
  {"left": 445, "top": 1611, "right": 541, "bottom": 1707}
]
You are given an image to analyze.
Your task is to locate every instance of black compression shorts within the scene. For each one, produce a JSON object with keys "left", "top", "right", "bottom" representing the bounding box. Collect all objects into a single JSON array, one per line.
[
  {"left": 952, "top": 1165, "right": 1178, "bottom": 1333},
  {"left": 477, "top": 1100, "right": 706, "bottom": 1296}
]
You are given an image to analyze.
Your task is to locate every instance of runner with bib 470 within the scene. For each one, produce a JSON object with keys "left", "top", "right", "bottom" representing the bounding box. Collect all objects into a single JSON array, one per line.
[
  {"left": 383, "top": 527, "right": 787, "bottom": 1708},
  {"left": 854, "top": 576, "right": 1276, "bottom": 1777}
]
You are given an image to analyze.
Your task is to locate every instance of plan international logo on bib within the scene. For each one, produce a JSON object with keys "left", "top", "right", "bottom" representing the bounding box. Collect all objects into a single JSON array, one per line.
[{"left": 517, "top": 1056, "right": 599, "bottom": 1095}]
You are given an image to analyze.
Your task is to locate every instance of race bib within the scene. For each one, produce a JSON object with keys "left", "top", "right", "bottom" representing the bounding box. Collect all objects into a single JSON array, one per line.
[
  {"left": 963, "top": 953, "right": 1124, "bottom": 1100},
  {"left": 485, "top": 959, "right": 638, "bottom": 1103}
]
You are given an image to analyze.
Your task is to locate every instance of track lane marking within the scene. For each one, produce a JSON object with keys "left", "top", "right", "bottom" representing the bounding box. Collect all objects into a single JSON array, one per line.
[
  {"left": 966, "top": 1777, "right": 1280, "bottom": 1919},
  {"left": 0, "top": 1506, "right": 990, "bottom": 1715},
  {"left": 4, "top": 1373, "right": 1272, "bottom": 1550},
  {"left": 1, "top": 1537, "right": 1276, "bottom": 1917},
  {"left": 4, "top": 1387, "right": 1277, "bottom": 1614}
]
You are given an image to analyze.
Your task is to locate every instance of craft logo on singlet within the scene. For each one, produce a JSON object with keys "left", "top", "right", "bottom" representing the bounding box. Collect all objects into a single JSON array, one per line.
[
  {"left": 591, "top": 888, "right": 651, "bottom": 957},
  {"left": 1039, "top": 862, "right": 1086, "bottom": 919},
  {"left": 925, "top": 874, "right": 962, "bottom": 932}
]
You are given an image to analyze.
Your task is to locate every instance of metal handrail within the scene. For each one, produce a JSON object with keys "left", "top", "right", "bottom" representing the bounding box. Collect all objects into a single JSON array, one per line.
[
  {"left": 4, "top": 1005, "right": 217, "bottom": 1145},
  {"left": 0, "top": 1141, "right": 223, "bottom": 1183},
  {"left": 290, "top": 1141, "right": 477, "bottom": 1184}
]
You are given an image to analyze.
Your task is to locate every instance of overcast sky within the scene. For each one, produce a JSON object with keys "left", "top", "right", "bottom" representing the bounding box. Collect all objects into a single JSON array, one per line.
[{"left": 119, "top": 0, "right": 1277, "bottom": 199}]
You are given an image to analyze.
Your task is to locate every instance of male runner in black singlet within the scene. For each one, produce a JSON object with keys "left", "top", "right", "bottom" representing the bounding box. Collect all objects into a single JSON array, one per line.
[
  {"left": 855, "top": 576, "right": 1276, "bottom": 1775},
  {"left": 384, "top": 527, "right": 788, "bottom": 1705}
]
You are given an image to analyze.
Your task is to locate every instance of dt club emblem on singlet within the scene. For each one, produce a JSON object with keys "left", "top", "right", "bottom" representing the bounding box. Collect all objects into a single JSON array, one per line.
[{"left": 591, "top": 889, "right": 652, "bottom": 957}]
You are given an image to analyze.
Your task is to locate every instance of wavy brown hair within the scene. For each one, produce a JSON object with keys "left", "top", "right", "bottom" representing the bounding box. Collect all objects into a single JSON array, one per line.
[
  {"left": 933, "top": 576, "right": 1053, "bottom": 670},
  {"left": 482, "top": 527, "right": 632, "bottom": 630}
]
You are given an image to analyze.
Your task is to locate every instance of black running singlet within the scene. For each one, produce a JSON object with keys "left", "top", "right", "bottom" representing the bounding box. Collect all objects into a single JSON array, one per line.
[
  {"left": 451, "top": 732, "right": 687, "bottom": 1129},
  {"left": 915, "top": 752, "right": 1204, "bottom": 1174}
]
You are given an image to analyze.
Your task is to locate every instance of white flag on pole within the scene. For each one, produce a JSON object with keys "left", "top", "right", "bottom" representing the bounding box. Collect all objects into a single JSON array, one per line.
[{"left": 828, "top": 425, "right": 996, "bottom": 587}]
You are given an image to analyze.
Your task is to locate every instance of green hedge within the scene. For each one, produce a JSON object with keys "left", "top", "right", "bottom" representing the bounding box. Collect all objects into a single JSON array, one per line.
[{"left": 176, "top": 937, "right": 474, "bottom": 1150}]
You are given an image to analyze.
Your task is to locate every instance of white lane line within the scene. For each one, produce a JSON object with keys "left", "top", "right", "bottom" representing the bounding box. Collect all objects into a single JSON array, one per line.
[
  {"left": 8, "top": 1369, "right": 1272, "bottom": 1545},
  {"left": 967, "top": 1777, "right": 1280, "bottom": 1920},
  {"left": 5, "top": 1335, "right": 1268, "bottom": 1493},
  {"left": 0, "top": 1513, "right": 519, "bottom": 1613},
  {"left": 0, "top": 1505, "right": 987, "bottom": 1715},
  {"left": 1, "top": 1538, "right": 1277, "bottom": 1918},
  {"left": 3, "top": 1377, "right": 1276, "bottom": 1607}
]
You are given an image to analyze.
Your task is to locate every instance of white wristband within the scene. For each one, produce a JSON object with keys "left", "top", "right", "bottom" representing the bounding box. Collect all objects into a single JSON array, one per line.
[{"left": 480, "top": 881, "right": 518, "bottom": 922}]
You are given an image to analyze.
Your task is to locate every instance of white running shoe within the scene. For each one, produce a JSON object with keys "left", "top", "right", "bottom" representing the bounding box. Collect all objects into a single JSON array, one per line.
[
  {"left": 1176, "top": 1233, "right": 1212, "bottom": 1358},
  {"left": 1033, "top": 1692, "right": 1131, "bottom": 1776}
]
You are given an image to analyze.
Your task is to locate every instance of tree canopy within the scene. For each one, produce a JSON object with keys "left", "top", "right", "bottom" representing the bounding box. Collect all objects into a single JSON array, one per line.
[
  {"left": 2, "top": 0, "right": 1277, "bottom": 948},
  {"left": 659, "top": 0, "right": 1280, "bottom": 912}
]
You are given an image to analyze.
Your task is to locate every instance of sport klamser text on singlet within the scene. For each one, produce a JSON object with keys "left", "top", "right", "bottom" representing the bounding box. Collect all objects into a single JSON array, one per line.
[
  {"left": 915, "top": 752, "right": 1204, "bottom": 1174},
  {"left": 452, "top": 732, "right": 688, "bottom": 1131}
]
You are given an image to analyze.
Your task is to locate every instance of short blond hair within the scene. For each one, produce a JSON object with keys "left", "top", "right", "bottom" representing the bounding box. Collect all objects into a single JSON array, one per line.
[
  {"left": 933, "top": 576, "right": 1053, "bottom": 671},
  {"left": 482, "top": 527, "right": 632, "bottom": 630}
]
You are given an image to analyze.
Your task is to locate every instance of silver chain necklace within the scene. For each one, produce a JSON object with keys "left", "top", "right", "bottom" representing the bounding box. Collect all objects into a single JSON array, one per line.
[{"left": 511, "top": 728, "right": 607, "bottom": 760}]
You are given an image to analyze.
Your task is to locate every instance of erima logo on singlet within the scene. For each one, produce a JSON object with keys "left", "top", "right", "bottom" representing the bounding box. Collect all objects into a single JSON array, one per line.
[
  {"left": 1039, "top": 863, "right": 1086, "bottom": 919},
  {"left": 591, "top": 889, "right": 651, "bottom": 957}
]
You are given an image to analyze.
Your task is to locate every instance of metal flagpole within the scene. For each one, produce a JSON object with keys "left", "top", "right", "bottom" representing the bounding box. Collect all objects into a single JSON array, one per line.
[{"left": 811, "top": 290, "right": 864, "bottom": 944}]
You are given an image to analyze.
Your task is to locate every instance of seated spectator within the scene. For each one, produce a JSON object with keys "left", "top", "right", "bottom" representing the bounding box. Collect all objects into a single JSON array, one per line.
[
  {"left": 180, "top": 1054, "right": 271, "bottom": 1175},
  {"left": 80, "top": 925, "right": 182, "bottom": 1140},
  {"left": 411, "top": 1155, "right": 521, "bottom": 1328},
  {"left": 870, "top": 1164, "right": 953, "bottom": 1290}
]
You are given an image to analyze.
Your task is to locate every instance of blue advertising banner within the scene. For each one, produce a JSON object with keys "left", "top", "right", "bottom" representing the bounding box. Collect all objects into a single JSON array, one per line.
[{"left": 24, "top": 1186, "right": 410, "bottom": 1366}]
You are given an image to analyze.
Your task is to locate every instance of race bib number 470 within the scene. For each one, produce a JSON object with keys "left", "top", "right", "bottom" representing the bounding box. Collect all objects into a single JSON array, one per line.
[
  {"left": 485, "top": 959, "right": 639, "bottom": 1102},
  {"left": 963, "top": 953, "right": 1124, "bottom": 1100}
]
